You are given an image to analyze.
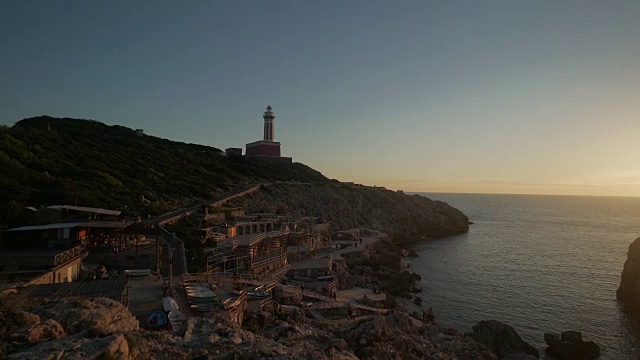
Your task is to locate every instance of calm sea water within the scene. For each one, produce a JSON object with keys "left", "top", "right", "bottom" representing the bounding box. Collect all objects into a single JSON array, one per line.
[{"left": 410, "top": 193, "right": 640, "bottom": 359}]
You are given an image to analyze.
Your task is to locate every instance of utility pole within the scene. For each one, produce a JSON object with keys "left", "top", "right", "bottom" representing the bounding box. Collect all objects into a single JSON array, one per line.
[{"left": 169, "top": 246, "right": 173, "bottom": 289}]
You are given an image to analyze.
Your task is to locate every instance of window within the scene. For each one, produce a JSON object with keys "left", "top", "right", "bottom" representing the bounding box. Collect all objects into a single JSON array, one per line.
[{"left": 57, "top": 228, "right": 71, "bottom": 239}]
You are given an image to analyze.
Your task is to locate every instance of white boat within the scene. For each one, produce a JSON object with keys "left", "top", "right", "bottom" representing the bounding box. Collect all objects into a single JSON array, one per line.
[
  {"left": 168, "top": 309, "right": 186, "bottom": 333},
  {"left": 187, "top": 289, "right": 215, "bottom": 298},
  {"left": 123, "top": 269, "right": 150, "bottom": 277},
  {"left": 190, "top": 303, "right": 217, "bottom": 312},
  {"left": 247, "top": 291, "right": 270, "bottom": 298},
  {"left": 162, "top": 296, "right": 180, "bottom": 313},
  {"left": 184, "top": 285, "right": 211, "bottom": 292}
]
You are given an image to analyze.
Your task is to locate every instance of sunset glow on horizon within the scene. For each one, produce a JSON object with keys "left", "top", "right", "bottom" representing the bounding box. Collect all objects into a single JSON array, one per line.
[{"left": 1, "top": 1, "right": 639, "bottom": 197}]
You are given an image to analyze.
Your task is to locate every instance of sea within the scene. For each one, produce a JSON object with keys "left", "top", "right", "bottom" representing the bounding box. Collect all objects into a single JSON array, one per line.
[{"left": 409, "top": 193, "right": 640, "bottom": 359}]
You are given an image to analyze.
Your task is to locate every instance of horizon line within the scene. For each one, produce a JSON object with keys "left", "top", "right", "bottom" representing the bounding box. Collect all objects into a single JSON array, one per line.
[{"left": 404, "top": 190, "right": 640, "bottom": 199}]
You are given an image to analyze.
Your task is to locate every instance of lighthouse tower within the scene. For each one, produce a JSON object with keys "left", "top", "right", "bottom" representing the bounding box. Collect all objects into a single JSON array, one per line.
[
  {"left": 245, "top": 105, "right": 284, "bottom": 158},
  {"left": 263, "top": 105, "right": 275, "bottom": 141}
]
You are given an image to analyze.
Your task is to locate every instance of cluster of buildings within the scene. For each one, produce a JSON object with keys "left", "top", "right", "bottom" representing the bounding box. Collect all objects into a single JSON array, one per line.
[
  {"left": 170, "top": 205, "right": 383, "bottom": 325},
  {"left": 0, "top": 197, "right": 385, "bottom": 328},
  {"left": 182, "top": 205, "right": 336, "bottom": 283},
  {"left": 0, "top": 205, "right": 149, "bottom": 296},
  {"left": 224, "top": 106, "right": 292, "bottom": 162}
]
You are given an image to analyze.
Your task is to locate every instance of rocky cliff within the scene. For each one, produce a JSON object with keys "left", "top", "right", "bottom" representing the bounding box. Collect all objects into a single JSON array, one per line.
[
  {"left": 228, "top": 183, "right": 469, "bottom": 242},
  {"left": 617, "top": 237, "right": 640, "bottom": 305}
]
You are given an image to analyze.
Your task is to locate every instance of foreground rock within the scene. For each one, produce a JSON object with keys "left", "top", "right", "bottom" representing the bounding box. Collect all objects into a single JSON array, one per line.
[
  {"left": 617, "top": 237, "right": 640, "bottom": 306},
  {"left": 472, "top": 320, "right": 539, "bottom": 359},
  {"left": 8, "top": 333, "right": 130, "bottom": 360},
  {"left": 544, "top": 331, "right": 600, "bottom": 360},
  {"left": 32, "top": 297, "right": 139, "bottom": 336},
  {"left": 0, "top": 295, "right": 138, "bottom": 358}
]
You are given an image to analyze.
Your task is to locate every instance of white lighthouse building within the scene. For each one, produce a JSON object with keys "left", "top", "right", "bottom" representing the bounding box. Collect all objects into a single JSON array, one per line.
[{"left": 263, "top": 105, "right": 275, "bottom": 141}]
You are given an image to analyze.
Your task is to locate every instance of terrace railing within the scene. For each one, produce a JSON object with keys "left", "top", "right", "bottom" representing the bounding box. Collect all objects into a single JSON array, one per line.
[
  {"left": 54, "top": 245, "right": 87, "bottom": 266},
  {"left": 252, "top": 246, "right": 287, "bottom": 268},
  {"left": 259, "top": 297, "right": 273, "bottom": 312},
  {"left": 264, "top": 264, "right": 290, "bottom": 281}
]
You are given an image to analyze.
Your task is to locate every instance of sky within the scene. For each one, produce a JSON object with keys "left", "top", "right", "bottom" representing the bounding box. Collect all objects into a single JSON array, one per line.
[{"left": 1, "top": 1, "right": 639, "bottom": 196}]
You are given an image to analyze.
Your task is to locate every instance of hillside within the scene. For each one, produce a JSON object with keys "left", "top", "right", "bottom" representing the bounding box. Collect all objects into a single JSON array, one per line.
[
  {"left": 0, "top": 116, "right": 468, "bottom": 242},
  {"left": 228, "top": 183, "right": 469, "bottom": 242},
  {"left": 0, "top": 116, "right": 327, "bottom": 225}
]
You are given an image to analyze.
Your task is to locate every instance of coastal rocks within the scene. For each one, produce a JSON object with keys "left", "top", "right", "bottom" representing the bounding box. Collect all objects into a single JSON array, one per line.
[
  {"left": 8, "top": 333, "right": 130, "bottom": 360},
  {"left": 33, "top": 297, "right": 139, "bottom": 336},
  {"left": 472, "top": 320, "right": 539, "bottom": 359},
  {"left": 338, "top": 311, "right": 497, "bottom": 359},
  {"left": 617, "top": 237, "right": 640, "bottom": 305},
  {"left": 544, "top": 331, "right": 600, "bottom": 360}
]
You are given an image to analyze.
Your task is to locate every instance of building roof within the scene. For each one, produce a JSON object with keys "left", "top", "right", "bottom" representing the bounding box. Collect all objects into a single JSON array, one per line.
[
  {"left": 231, "top": 233, "right": 261, "bottom": 246},
  {"left": 0, "top": 248, "right": 63, "bottom": 259},
  {"left": 245, "top": 140, "right": 281, "bottom": 147},
  {"left": 8, "top": 221, "right": 134, "bottom": 232},
  {"left": 48, "top": 205, "right": 121, "bottom": 216},
  {"left": 15, "top": 276, "right": 129, "bottom": 303},
  {"left": 290, "top": 257, "right": 331, "bottom": 270}
]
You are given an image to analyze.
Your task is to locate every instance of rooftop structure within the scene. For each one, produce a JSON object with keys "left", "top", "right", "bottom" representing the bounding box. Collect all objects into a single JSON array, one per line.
[
  {"left": 47, "top": 205, "right": 121, "bottom": 216},
  {"left": 225, "top": 147, "right": 242, "bottom": 156},
  {"left": 0, "top": 245, "right": 86, "bottom": 285},
  {"left": 12, "top": 276, "right": 130, "bottom": 304},
  {"left": 7, "top": 221, "right": 133, "bottom": 232}
]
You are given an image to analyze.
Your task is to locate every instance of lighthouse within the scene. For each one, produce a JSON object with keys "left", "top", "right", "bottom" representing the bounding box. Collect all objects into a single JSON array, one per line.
[
  {"left": 263, "top": 105, "right": 275, "bottom": 141},
  {"left": 246, "top": 105, "right": 290, "bottom": 161}
]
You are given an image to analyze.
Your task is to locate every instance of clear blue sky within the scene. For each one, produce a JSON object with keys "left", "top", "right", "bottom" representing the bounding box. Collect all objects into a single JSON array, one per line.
[{"left": 1, "top": 1, "right": 639, "bottom": 196}]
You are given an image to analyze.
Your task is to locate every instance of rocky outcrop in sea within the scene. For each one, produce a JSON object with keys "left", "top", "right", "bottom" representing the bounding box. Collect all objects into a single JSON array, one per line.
[
  {"left": 471, "top": 320, "right": 539, "bottom": 359},
  {"left": 616, "top": 237, "right": 640, "bottom": 305},
  {"left": 544, "top": 331, "right": 600, "bottom": 360}
]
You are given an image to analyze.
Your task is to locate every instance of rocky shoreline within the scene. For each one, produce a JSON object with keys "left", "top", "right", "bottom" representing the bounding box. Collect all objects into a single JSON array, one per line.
[{"left": 1, "top": 237, "right": 554, "bottom": 360}]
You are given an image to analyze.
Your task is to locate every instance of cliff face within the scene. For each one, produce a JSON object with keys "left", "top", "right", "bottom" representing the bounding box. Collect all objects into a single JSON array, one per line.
[
  {"left": 617, "top": 237, "right": 640, "bottom": 305},
  {"left": 228, "top": 183, "right": 469, "bottom": 241}
]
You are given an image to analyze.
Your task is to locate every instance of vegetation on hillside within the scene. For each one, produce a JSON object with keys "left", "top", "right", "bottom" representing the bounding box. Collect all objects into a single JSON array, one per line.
[
  {"left": 227, "top": 183, "right": 469, "bottom": 242},
  {"left": 0, "top": 116, "right": 327, "bottom": 226}
]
